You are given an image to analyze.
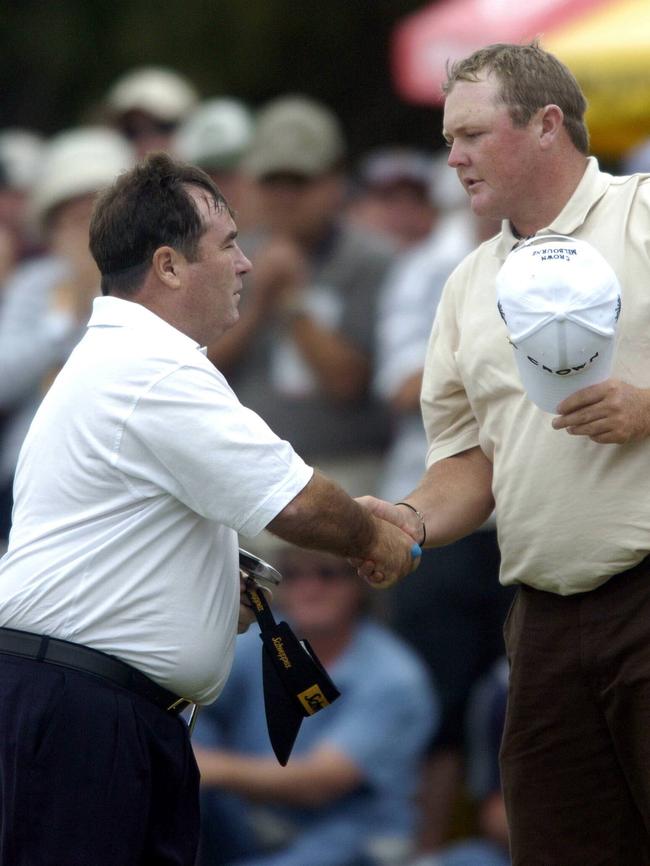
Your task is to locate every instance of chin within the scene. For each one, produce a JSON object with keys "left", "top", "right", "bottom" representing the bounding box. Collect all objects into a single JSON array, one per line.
[
  {"left": 221, "top": 310, "right": 239, "bottom": 331},
  {"left": 470, "top": 196, "right": 503, "bottom": 223}
]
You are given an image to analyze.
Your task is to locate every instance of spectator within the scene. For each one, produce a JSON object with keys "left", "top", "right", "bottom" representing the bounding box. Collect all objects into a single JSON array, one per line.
[
  {"left": 0, "top": 126, "right": 134, "bottom": 549},
  {"left": 194, "top": 546, "right": 437, "bottom": 866},
  {"left": 103, "top": 65, "right": 199, "bottom": 157},
  {"left": 173, "top": 96, "right": 258, "bottom": 230},
  {"left": 208, "top": 95, "right": 395, "bottom": 555},
  {"left": 0, "top": 128, "right": 44, "bottom": 286},
  {"left": 373, "top": 157, "right": 509, "bottom": 853},
  {"left": 347, "top": 147, "right": 438, "bottom": 249},
  {"left": 0, "top": 127, "right": 45, "bottom": 551},
  {"left": 410, "top": 658, "right": 510, "bottom": 866}
]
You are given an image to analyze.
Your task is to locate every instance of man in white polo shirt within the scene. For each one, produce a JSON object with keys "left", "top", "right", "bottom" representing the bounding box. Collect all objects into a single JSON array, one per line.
[
  {"left": 0, "top": 152, "right": 417, "bottom": 866},
  {"left": 357, "top": 42, "right": 650, "bottom": 866}
]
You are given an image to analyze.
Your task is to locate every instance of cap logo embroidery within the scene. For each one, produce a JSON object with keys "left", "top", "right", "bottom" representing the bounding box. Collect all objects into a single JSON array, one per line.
[
  {"left": 532, "top": 246, "right": 578, "bottom": 261},
  {"left": 523, "top": 351, "right": 600, "bottom": 376}
]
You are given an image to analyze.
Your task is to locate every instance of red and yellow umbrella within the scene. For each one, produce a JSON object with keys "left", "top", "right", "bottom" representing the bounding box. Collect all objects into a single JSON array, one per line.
[{"left": 391, "top": 0, "right": 650, "bottom": 158}]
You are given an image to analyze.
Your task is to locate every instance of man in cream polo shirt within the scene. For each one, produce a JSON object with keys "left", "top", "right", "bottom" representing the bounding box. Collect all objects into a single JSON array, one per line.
[
  {"left": 357, "top": 42, "right": 650, "bottom": 866},
  {"left": 0, "top": 153, "right": 416, "bottom": 866}
]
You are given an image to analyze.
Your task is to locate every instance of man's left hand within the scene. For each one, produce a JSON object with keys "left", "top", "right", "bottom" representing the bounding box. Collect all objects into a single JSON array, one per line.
[
  {"left": 552, "top": 379, "right": 650, "bottom": 444},
  {"left": 237, "top": 575, "right": 261, "bottom": 634}
]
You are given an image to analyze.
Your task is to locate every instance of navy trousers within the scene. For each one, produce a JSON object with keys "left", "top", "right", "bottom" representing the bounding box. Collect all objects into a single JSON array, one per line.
[{"left": 0, "top": 654, "right": 200, "bottom": 865}]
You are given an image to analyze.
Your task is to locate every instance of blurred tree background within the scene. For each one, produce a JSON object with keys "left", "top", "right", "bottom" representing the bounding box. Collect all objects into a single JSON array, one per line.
[{"left": 0, "top": 0, "right": 445, "bottom": 160}]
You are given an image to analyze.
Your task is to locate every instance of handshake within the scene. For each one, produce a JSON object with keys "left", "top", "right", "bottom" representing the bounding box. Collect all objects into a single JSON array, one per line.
[{"left": 352, "top": 496, "right": 426, "bottom": 590}]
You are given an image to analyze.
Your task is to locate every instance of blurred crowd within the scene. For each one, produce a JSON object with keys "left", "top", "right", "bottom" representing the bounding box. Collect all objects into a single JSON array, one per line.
[{"left": 3, "top": 63, "right": 646, "bottom": 866}]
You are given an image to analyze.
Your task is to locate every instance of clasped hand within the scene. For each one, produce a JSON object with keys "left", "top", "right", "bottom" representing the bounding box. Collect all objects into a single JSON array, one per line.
[{"left": 351, "top": 500, "right": 422, "bottom": 589}]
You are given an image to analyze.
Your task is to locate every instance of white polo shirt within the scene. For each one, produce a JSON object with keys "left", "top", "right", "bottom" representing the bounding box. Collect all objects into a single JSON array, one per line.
[{"left": 0, "top": 296, "right": 313, "bottom": 703}]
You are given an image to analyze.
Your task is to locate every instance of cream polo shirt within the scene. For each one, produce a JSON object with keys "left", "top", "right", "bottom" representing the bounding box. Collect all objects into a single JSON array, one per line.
[
  {"left": 422, "top": 158, "right": 650, "bottom": 594},
  {"left": 0, "top": 296, "right": 313, "bottom": 703}
]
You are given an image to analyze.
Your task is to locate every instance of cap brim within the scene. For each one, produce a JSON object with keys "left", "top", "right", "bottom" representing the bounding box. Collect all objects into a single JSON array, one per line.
[{"left": 513, "top": 338, "right": 616, "bottom": 414}]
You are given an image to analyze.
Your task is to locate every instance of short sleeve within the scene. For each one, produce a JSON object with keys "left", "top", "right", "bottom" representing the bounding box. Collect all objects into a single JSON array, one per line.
[{"left": 116, "top": 362, "right": 313, "bottom": 536}]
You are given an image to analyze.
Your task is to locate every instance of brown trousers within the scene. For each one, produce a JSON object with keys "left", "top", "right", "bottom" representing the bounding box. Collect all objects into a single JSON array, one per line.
[{"left": 501, "top": 557, "right": 650, "bottom": 866}]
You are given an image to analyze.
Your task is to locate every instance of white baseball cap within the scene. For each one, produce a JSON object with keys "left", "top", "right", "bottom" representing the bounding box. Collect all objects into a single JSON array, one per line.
[
  {"left": 105, "top": 67, "right": 198, "bottom": 123},
  {"left": 496, "top": 235, "right": 622, "bottom": 413},
  {"left": 30, "top": 126, "right": 135, "bottom": 226},
  {"left": 173, "top": 98, "right": 254, "bottom": 170}
]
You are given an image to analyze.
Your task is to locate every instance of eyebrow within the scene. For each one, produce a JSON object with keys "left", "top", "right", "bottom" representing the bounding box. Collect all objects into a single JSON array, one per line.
[
  {"left": 444, "top": 123, "right": 470, "bottom": 137},
  {"left": 442, "top": 121, "right": 482, "bottom": 144}
]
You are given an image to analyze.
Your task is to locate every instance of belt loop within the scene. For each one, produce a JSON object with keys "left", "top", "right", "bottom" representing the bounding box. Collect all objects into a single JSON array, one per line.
[{"left": 36, "top": 636, "right": 50, "bottom": 662}]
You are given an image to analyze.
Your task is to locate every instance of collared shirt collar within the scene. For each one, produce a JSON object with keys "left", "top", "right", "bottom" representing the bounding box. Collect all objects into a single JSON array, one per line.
[
  {"left": 496, "top": 156, "right": 611, "bottom": 259},
  {"left": 87, "top": 295, "right": 208, "bottom": 356}
]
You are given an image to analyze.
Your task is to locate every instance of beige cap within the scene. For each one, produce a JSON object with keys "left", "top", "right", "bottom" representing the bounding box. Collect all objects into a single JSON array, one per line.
[
  {"left": 243, "top": 95, "right": 345, "bottom": 179},
  {"left": 30, "top": 126, "right": 135, "bottom": 224},
  {"left": 106, "top": 66, "right": 199, "bottom": 123}
]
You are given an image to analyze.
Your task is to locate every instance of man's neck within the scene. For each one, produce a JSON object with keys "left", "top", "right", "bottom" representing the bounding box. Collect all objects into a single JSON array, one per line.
[{"left": 510, "top": 154, "right": 589, "bottom": 238}]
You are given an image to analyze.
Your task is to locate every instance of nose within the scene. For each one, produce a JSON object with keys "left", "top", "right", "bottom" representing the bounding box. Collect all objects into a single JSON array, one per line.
[
  {"left": 237, "top": 247, "right": 253, "bottom": 275},
  {"left": 447, "top": 141, "right": 467, "bottom": 169}
]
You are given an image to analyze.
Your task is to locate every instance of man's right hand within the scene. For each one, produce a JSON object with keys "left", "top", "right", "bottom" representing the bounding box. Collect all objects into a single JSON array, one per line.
[
  {"left": 356, "top": 515, "right": 420, "bottom": 590},
  {"left": 356, "top": 495, "right": 424, "bottom": 542},
  {"left": 267, "top": 470, "right": 419, "bottom": 589}
]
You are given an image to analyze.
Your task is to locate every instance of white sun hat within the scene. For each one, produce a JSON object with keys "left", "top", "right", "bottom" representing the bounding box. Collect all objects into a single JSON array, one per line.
[
  {"left": 496, "top": 234, "right": 622, "bottom": 414},
  {"left": 30, "top": 126, "right": 135, "bottom": 227}
]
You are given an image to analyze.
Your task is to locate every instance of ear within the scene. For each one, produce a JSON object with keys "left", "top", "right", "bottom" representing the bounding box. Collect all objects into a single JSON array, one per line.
[
  {"left": 151, "top": 246, "right": 185, "bottom": 289},
  {"left": 538, "top": 104, "right": 564, "bottom": 150}
]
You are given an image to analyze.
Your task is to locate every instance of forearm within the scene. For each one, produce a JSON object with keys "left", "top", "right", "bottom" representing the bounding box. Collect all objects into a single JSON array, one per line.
[
  {"left": 367, "top": 446, "right": 493, "bottom": 549},
  {"left": 197, "top": 750, "right": 306, "bottom": 803},
  {"left": 195, "top": 746, "right": 361, "bottom": 807},
  {"left": 267, "top": 470, "right": 418, "bottom": 586},
  {"left": 267, "top": 470, "right": 377, "bottom": 557},
  {"left": 405, "top": 447, "right": 494, "bottom": 546}
]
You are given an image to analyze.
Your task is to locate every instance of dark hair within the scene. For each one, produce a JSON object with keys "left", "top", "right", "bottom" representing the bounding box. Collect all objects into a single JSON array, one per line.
[
  {"left": 443, "top": 41, "right": 589, "bottom": 155},
  {"left": 89, "top": 151, "right": 232, "bottom": 296}
]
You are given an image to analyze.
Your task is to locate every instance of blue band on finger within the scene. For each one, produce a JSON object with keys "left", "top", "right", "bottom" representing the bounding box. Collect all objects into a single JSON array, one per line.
[{"left": 411, "top": 542, "right": 422, "bottom": 559}]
